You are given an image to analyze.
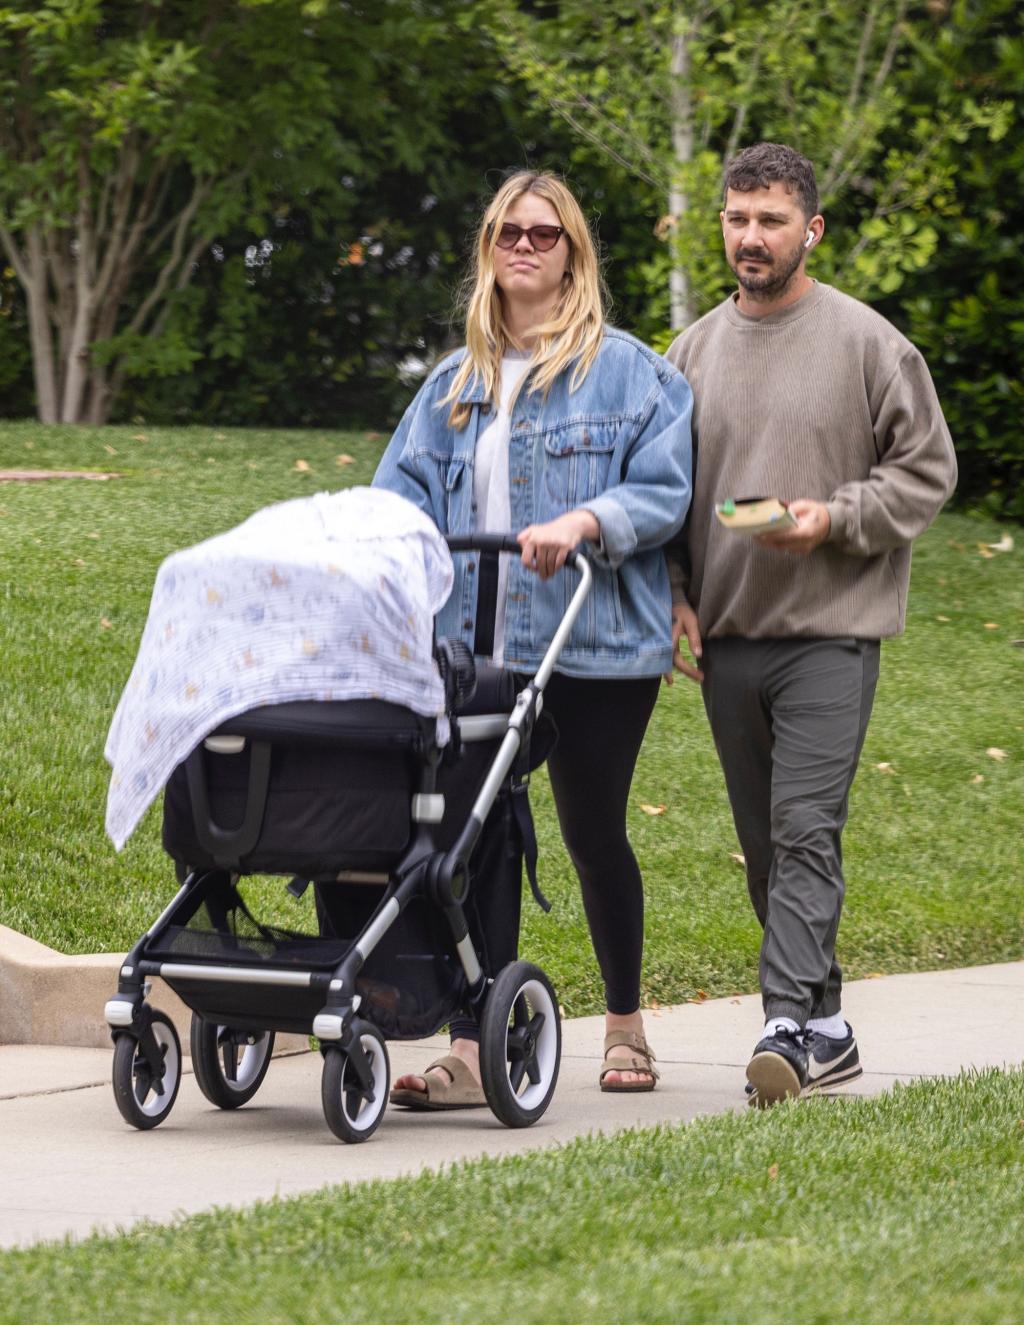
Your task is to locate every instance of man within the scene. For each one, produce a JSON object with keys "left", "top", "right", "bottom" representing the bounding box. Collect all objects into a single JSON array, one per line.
[{"left": 665, "top": 142, "right": 957, "bottom": 1106}]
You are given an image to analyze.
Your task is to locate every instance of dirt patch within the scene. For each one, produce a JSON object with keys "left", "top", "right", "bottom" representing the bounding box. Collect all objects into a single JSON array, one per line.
[{"left": 0, "top": 469, "right": 122, "bottom": 482}]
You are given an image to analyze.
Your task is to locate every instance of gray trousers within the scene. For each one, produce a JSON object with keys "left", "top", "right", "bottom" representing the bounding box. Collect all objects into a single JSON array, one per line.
[{"left": 701, "top": 637, "right": 880, "bottom": 1026}]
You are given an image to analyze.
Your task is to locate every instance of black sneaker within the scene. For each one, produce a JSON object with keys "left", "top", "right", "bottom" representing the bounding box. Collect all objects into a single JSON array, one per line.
[
  {"left": 804, "top": 1024, "right": 863, "bottom": 1092},
  {"left": 746, "top": 1028, "right": 809, "bottom": 1107}
]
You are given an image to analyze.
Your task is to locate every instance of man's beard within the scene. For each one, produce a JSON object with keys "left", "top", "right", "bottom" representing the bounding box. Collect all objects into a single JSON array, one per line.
[{"left": 730, "top": 239, "right": 804, "bottom": 301}]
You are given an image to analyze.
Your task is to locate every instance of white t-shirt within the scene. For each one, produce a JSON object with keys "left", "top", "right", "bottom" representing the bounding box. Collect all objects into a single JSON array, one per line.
[{"left": 472, "top": 352, "right": 531, "bottom": 665}]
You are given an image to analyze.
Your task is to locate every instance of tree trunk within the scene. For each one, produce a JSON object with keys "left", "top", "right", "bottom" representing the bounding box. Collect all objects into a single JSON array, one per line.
[
  {"left": 23, "top": 229, "right": 59, "bottom": 424},
  {"left": 60, "top": 297, "right": 95, "bottom": 424},
  {"left": 669, "top": 23, "right": 694, "bottom": 329},
  {"left": 85, "top": 365, "right": 112, "bottom": 425}
]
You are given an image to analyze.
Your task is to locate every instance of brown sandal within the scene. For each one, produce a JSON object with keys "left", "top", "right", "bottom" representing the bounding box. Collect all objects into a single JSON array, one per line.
[
  {"left": 389, "top": 1054, "right": 487, "bottom": 1110},
  {"left": 599, "top": 1030, "right": 659, "bottom": 1093}
]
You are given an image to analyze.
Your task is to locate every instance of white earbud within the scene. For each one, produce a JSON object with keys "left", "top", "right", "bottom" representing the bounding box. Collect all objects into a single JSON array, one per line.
[{"left": 804, "top": 231, "right": 814, "bottom": 249}]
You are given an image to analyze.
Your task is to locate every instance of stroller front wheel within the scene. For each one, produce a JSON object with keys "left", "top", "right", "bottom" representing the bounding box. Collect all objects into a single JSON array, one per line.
[
  {"left": 321, "top": 1021, "right": 390, "bottom": 1143},
  {"left": 190, "top": 1015, "right": 275, "bottom": 1109},
  {"left": 112, "top": 1009, "right": 182, "bottom": 1130},
  {"left": 480, "top": 961, "right": 561, "bottom": 1128}
]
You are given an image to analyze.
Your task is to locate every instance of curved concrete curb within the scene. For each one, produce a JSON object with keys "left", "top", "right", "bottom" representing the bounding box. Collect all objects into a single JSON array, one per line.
[{"left": 0, "top": 925, "right": 306, "bottom": 1054}]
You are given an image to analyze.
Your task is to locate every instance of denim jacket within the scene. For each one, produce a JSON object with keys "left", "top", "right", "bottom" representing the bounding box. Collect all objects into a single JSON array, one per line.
[{"left": 373, "top": 327, "right": 693, "bottom": 677}]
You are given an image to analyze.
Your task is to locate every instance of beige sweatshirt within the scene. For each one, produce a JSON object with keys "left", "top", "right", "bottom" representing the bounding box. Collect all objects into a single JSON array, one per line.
[{"left": 665, "top": 282, "right": 957, "bottom": 639}]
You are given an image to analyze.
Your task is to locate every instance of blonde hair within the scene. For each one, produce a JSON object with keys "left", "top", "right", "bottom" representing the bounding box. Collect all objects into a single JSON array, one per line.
[{"left": 441, "top": 172, "right": 606, "bottom": 429}]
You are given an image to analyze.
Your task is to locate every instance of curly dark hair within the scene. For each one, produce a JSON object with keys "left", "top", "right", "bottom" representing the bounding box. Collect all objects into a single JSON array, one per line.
[{"left": 723, "top": 143, "right": 820, "bottom": 219}]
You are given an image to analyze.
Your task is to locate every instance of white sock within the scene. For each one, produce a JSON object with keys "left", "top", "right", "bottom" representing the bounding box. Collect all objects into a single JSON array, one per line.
[
  {"left": 806, "top": 1013, "right": 849, "bottom": 1039},
  {"left": 763, "top": 1016, "right": 800, "bottom": 1038}
]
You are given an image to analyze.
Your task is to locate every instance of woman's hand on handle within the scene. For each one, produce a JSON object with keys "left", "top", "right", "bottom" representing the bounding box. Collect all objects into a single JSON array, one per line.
[
  {"left": 517, "top": 510, "right": 600, "bottom": 581},
  {"left": 664, "top": 600, "right": 704, "bottom": 685}
]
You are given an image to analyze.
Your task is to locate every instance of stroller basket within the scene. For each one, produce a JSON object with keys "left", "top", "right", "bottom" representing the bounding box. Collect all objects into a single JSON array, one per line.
[{"left": 146, "top": 872, "right": 463, "bottom": 1039}]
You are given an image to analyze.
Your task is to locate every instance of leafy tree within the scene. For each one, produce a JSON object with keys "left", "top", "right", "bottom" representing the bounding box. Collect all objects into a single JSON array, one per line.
[
  {"left": 0, "top": 0, "right": 436, "bottom": 423},
  {"left": 486, "top": 0, "right": 1023, "bottom": 511},
  {"left": 867, "top": 0, "right": 1023, "bottom": 514},
  {"left": 106, "top": 23, "right": 603, "bottom": 428},
  {"left": 486, "top": 1, "right": 1003, "bottom": 336}
]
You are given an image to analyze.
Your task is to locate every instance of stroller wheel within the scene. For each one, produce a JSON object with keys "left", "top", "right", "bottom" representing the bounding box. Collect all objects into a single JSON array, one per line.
[
  {"left": 480, "top": 961, "right": 561, "bottom": 1128},
  {"left": 112, "top": 1009, "right": 182, "bottom": 1130},
  {"left": 321, "top": 1021, "right": 390, "bottom": 1143},
  {"left": 190, "top": 1015, "right": 275, "bottom": 1109}
]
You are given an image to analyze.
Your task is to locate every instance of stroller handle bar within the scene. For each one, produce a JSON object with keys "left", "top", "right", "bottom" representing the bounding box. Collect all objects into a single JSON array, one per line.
[
  {"left": 445, "top": 533, "right": 584, "bottom": 571},
  {"left": 443, "top": 532, "right": 591, "bottom": 693}
]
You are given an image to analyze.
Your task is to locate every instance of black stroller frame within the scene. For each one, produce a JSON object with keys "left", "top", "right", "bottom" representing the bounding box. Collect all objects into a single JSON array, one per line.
[{"left": 105, "top": 536, "right": 593, "bottom": 1142}]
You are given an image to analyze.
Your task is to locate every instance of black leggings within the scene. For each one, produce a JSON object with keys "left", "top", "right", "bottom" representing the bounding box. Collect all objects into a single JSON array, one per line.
[{"left": 451, "top": 672, "right": 659, "bottom": 1040}]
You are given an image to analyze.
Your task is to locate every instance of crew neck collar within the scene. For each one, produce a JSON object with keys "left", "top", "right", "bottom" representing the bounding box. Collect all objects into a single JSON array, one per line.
[{"left": 725, "top": 279, "right": 826, "bottom": 327}]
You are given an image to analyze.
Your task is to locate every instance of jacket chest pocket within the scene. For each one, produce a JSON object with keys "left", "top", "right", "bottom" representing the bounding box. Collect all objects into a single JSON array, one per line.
[
  {"left": 443, "top": 458, "right": 469, "bottom": 529},
  {"left": 541, "top": 423, "right": 617, "bottom": 513}
]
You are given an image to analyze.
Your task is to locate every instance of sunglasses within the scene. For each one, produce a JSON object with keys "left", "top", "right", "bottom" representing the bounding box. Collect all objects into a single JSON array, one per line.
[{"left": 493, "top": 223, "right": 565, "bottom": 252}]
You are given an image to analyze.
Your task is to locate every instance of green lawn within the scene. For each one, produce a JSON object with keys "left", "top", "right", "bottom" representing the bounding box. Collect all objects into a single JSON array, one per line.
[
  {"left": 0, "top": 422, "right": 1022, "bottom": 1018},
  {"left": 2, "top": 1068, "right": 1022, "bottom": 1324},
  {"left": 1, "top": 423, "right": 1022, "bottom": 1323}
]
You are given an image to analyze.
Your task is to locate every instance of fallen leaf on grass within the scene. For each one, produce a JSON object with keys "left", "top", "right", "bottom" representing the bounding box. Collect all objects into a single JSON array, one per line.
[
  {"left": 977, "top": 546, "right": 995, "bottom": 559},
  {"left": 103, "top": 444, "right": 118, "bottom": 456},
  {"left": 335, "top": 454, "right": 356, "bottom": 466},
  {"left": 875, "top": 762, "right": 896, "bottom": 774},
  {"left": 970, "top": 774, "right": 985, "bottom": 785},
  {"left": 215, "top": 433, "right": 226, "bottom": 440},
  {"left": 728, "top": 851, "right": 746, "bottom": 867},
  {"left": 639, "top": 803, "right": 666, "bottom": 816},
  {"left": 365, "top": 430, "right": 383, "bottom": 441},
  {"left": 293, "top": 459, "right": 311, "bottom": 472},
  {"left": 936, "top": 615, "right": 951, "bottom": 622},
  {"left": 984, "top": 623, "right": 1000, "bottom": 630},
  {"left": 687, "top": 990, "right": 708, "bottom": 1004},
  {"left": 100, "top": 617, "right": 113, "bottom": 630},
  {"left": 986, "top": 747, "right": 1008, "bottom": 761},
  {"left": 86, "top": 531, "right": 100, "bottom": 539},
  {"left": 865, "top": 972, "right": 884, "bottom": 979},
  {"left": 988, "top": 534, "right": 1014, "bottom": 553},
  {"left": 131, "top": 433, "right": 148, "bottom": 442},
  {"left": 948, "top": 540, "right": 965, "bottom": 551},
  {"left": 71, "top": 558, "right": 85, "bottom": 568},
  {"left": 767, "top": 1164, "right": 779, "bottom": 1181}
]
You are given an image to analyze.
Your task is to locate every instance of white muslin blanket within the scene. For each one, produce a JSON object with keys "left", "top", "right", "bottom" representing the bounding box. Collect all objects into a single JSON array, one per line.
[{"left": 105, "top": 487, "right": 453, "bottom": 849}]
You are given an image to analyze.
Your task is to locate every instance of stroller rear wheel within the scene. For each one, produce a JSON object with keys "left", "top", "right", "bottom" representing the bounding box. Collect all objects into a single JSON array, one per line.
[
  {"left": 321, "top": 1020, "right": 390, "bottom": 1143},
  {"left": 480, "top": 961, "right": 561, "bottom": 1128},
  {"left": 112, "top": 1009, "right": 182, "bottom": 1130},
  {"left": 190, "top": 1015, "right": 275, "bottom": 1109}
]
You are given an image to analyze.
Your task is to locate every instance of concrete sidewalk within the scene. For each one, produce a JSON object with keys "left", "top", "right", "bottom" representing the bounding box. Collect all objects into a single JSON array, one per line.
[{"left": 1, "top": 960, "right": 1021, "bottom": 1250}]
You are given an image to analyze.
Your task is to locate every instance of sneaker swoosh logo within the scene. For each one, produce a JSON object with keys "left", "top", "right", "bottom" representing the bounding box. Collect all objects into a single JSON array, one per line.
[{"left": 806, "top": 1045, "right": 854, "bottom": 1081}]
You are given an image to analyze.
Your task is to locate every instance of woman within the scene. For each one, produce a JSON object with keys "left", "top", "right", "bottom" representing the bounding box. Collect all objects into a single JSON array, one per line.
[{"left": 373, "top": 170, "right": 692, "bottom": 1102}]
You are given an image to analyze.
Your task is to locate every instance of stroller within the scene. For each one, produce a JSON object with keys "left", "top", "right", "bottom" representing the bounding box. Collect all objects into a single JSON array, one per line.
[{"left": 104, "top": 534, "right": 592, "bottom": 1143}]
